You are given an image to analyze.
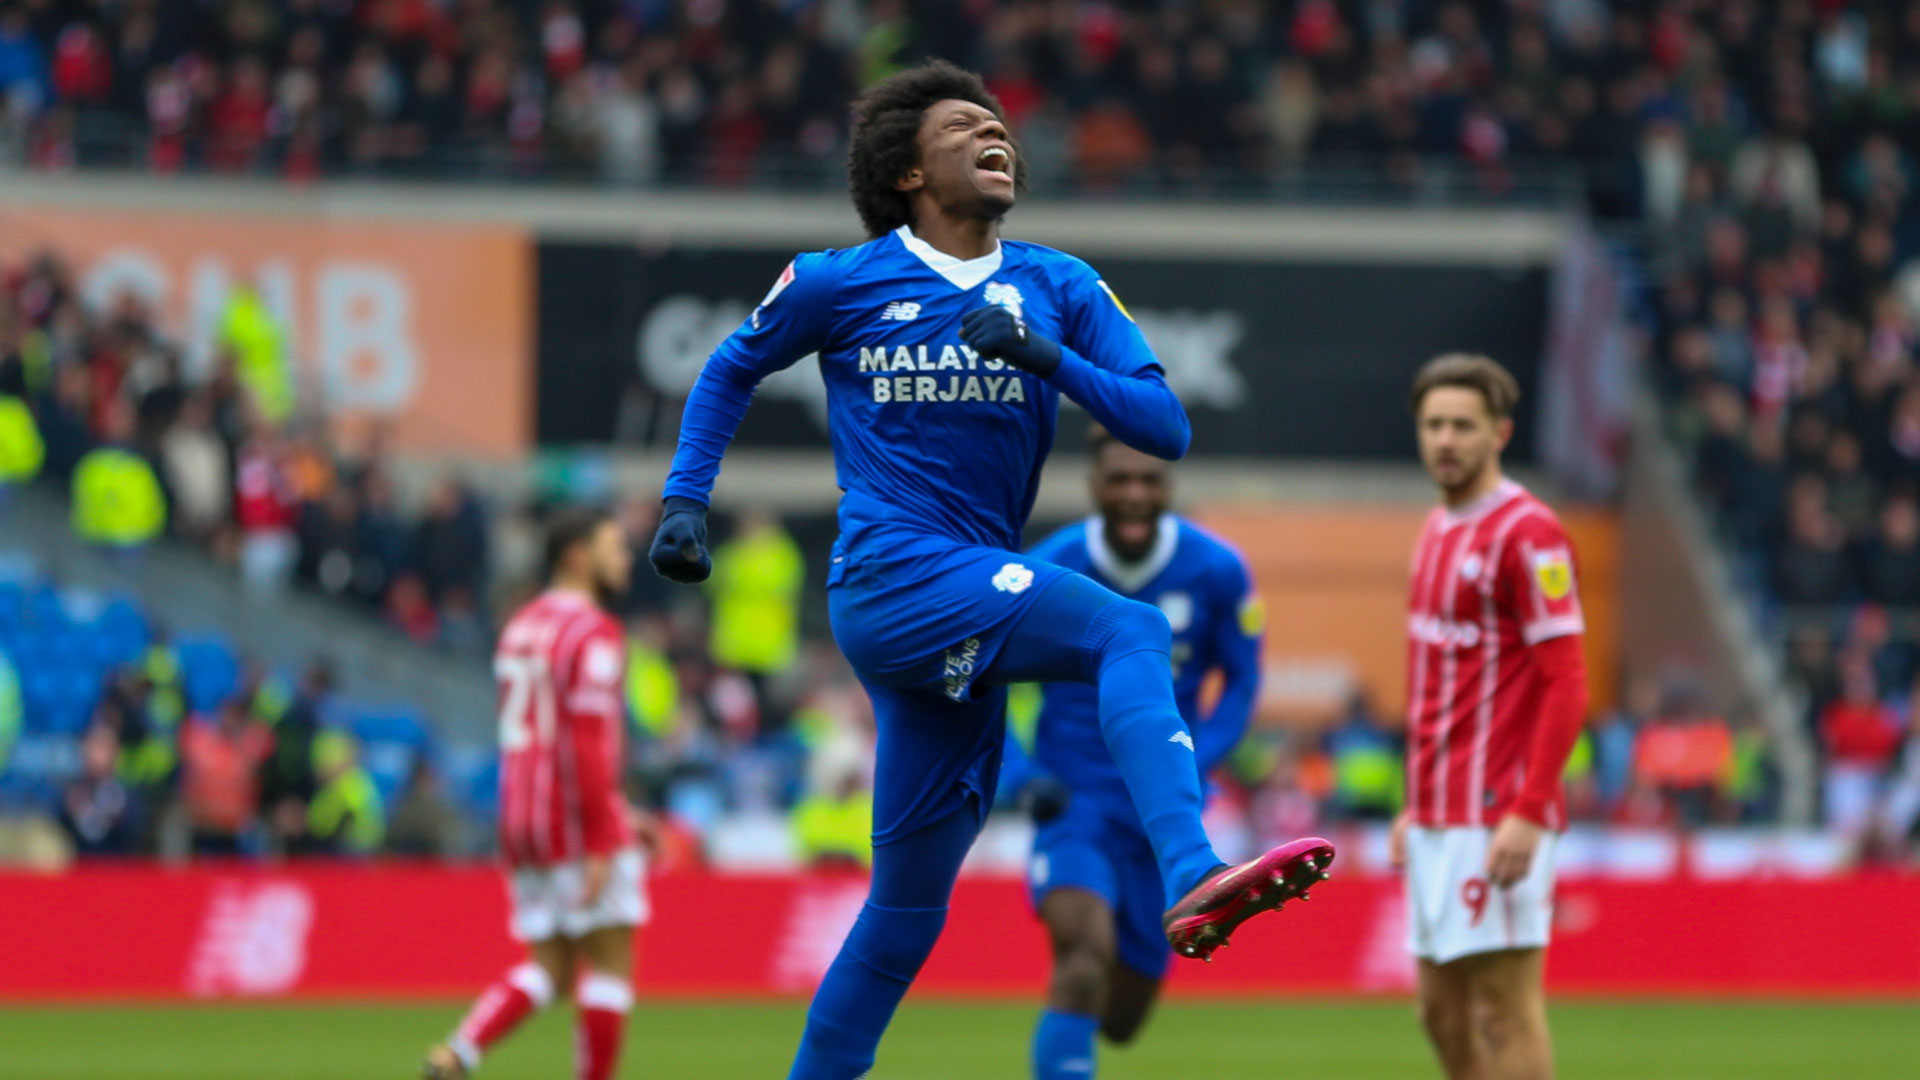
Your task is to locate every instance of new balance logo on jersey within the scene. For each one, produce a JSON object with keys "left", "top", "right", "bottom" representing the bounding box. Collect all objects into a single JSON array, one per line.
[
  {"left": 1169, "top": 731, "right": 1194, "bottom": 751},
  {"left": 880, "top": 301, "right": 921, "bottom": 321}
]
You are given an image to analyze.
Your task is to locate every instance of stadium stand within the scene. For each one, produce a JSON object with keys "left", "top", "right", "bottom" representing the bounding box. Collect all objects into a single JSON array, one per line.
[{"left": 8, "top": 0, "right": 1920, "bottom": 867}]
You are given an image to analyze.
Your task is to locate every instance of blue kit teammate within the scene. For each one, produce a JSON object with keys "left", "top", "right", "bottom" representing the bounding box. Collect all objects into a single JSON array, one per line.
[
  {"left": 1010, "top": 427, "right": 1265, "bottom": 1079},
  {"left": 648, "top": 61, "right": 1334, "bottom": 1079}
]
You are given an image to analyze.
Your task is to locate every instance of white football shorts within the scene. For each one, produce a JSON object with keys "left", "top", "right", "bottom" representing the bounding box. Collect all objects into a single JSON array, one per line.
[
  {"left": 508, "top": 848, "right": 650, "bottom": 942},
  {"left": 1405, "top": 825, "right": 1555, "bottom": 965}
]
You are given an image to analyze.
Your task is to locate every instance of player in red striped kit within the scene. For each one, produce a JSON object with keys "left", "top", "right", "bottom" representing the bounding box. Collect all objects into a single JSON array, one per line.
[
  {"left": 1391, "top": 355, "right": 1588, "bottom": 1080},
  {"left": 424, "top": 507, "right": 656, "bottom": 1080}
]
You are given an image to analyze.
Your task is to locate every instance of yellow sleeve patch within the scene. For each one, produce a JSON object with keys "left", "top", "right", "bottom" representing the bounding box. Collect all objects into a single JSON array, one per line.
[
  {"left": 1096, "top": 279, "right": 1133, "bottom": 322},
  {"left": 1534, "top": 555, "right": 1573, "bottom": 601},
  {"left": 1238, "top": 596, "right": 1266, "bottom": 637}
]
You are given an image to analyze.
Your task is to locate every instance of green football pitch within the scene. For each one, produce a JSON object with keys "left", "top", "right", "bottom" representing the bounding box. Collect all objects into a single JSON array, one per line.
[{"left": 0, "top": 999, "right": 1912, "bottom": 1079}]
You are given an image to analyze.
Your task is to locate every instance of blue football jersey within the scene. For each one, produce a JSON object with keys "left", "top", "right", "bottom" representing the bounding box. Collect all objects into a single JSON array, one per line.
[
  {"left": 1026, "top": 515, "right": 1265, "bottom": 814},
  {"left": 663, "top": 226, "right": 1181, "bottom": 564}
]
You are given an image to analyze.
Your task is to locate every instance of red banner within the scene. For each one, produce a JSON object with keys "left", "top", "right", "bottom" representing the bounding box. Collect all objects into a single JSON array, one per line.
[{"left": 1, "top": 864, "right": 1915, "bottom": 1000}]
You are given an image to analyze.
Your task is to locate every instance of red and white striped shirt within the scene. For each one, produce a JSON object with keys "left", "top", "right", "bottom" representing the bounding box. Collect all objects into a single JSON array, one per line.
[
  {"left": 1405, "top": 481, "right": 1585, "bottom": 829},
  {"left": 494, "top": 590, "right": 633, "bottom": 866}
]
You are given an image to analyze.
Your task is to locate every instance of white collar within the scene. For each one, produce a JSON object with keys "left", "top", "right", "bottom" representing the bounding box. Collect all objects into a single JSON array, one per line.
[
  {"left": 1442, "top": 478, "right": 1524, "bottom": 528},
  {"left": 894, "top": 225, "right": 1003, "bottom": 291},
  {"left": 1085, "top": 514, "right": 1181, "bottom": 594}
]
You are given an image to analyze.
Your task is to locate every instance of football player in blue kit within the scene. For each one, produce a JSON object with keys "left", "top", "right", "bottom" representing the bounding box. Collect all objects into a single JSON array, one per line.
[
  {"left": 648, "top": 60, "right": 1334, "bottom": 1080},
  {"left": 1006, "top": 427, "right": 1266, "bottom": 1079}
]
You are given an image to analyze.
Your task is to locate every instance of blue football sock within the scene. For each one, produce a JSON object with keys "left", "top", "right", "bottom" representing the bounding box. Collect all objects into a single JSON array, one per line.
[
  {"left": 1032, "top": 1009, "right": 1100, "bottom": 1079},
  {"left": 787, "top": 800, "right": 980, "bottom": 1080},
  {"left": 987, "top": 575, "right": 1221, "bottom": 907},
  {"left": 1085, "top": 602, "right": 1221, "bottom": 905}
]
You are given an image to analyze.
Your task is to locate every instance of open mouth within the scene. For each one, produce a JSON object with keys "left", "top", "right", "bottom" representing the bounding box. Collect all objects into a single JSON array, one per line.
[
  {"left": 976, "top": 146, "right": 1013, "bottom": 183},
  {"left": 1112, "top": 514, "right": 1156, "bottom": 549}
]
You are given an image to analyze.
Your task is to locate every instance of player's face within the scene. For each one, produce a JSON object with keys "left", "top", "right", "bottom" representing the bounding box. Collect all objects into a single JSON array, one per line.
[
  {"left": 900, "top": 98, "right": 1017, "bottom": 219},
  {"left": 1091, "top": 442, "right": 1170, "bottom": 561},
  {"left": 1417, "top": 386, "right": 1511, "bottom": 496},
  {"left": 588, "top": 520, "right": 634, "bottom": 608}
]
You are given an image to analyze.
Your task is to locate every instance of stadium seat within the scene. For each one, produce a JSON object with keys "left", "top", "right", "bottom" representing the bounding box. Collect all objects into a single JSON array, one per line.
[
  {"left": 175, "top": 636, "right": 240, "bottom": 714},
  {"left": 348, "top": 706, "right": 434, "bottom": 807}
]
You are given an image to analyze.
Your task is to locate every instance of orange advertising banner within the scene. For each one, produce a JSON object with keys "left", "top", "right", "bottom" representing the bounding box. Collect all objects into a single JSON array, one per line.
[
  {"left": 1195, "top": 502, "right": 1620, "bottom": 726},
  {"left": 0, "top": 204, "right": 532, "bottom": 458}
]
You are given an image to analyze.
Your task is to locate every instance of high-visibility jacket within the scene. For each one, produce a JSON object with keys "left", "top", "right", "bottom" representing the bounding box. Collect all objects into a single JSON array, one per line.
[
  {"left": 0, "top": 396, "right": 43, "bottom": 483},
  {"left": 625, "top": 639, "right": 679, "bottom": 739},
  {"left": 221, "top": 288, "right": 293, "bottom": 424},
  {"left": 707, "top": 525, "right": 804, "bottom": 675},
  {"left": 792, "top": 790, "right": 874, "bottom": 868},
  {"left": 72, "top": 447, "right": 166, "bottom": 547}
]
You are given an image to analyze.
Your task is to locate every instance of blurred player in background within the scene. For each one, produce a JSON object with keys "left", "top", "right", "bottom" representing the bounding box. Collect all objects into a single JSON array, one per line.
[
  {"left": 424, "top": 507, "right": 657, "bottom": 1080},
  {"left": 1006, "top": 425, "right": 1265, "bottom": 1079},
  {"left": 648, "top": 59, "right": 1331, "bottom": 1080},
  {"left": 1393, "top": 355, "right": 1588, "bottom": 1080}
]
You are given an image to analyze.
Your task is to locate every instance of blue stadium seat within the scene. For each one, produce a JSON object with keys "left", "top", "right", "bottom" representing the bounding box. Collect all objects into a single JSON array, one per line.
[
  {"left": 347, "top": 706, "right": 434, "bottom": 807},
  {"left": 175, "top": 636, "right": 239, "bottom": 714}
]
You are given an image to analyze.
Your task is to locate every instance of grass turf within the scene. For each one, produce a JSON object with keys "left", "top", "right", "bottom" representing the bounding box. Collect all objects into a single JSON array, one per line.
[{"left": 0, "top": 999, "right": 1912, "bottom": 1079}]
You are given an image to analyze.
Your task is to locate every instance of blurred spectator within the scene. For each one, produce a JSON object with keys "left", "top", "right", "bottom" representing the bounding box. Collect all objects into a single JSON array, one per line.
[
  {"left": 1591, "top": 676, "right": 1657, "bottom": 810},
  {"left": 178, "top": 699, "right": 273, "bottom": 855},
  {"left": 59, "top": 725, "right": 142, "bottom": 856},
  {"left": 1322, "top": 692, "right": 1401, "bottom": 820},
  {"left": 0, "top": 393, "right": 43, "bottom": 490},
  {"left": 157, "top": 394, "right": 230, "bottom": 542},
  {"left": 1632, "top": 691, "right": 1735, "bottom": 826},
  {"left": 259, "top": 659, "right": 334, "bottom": 851},
  {"left": 219, "top": 283, "right": 292, "bottom": 425},
  {"left": 791, "top": 691, "right": 874, "bottom": 870},
  {"left": 386, "top": 758, "right": 462, "bottom": 858},
  {"left": 707, "top": 510, "right": 803, "bottom": 728},
  {"left": 387, "top": 573, "right": 439, "bottom": 644},
  {"left": 1773, "top": 478, "right": 1852, "bottom": 604},
  {"left": 304, "top": 730, "right": 384, "bottom": 855},
  {"left": 1248, "top": 746, "right": 1322, "bottom": 851},
  {"left": 1819, "top": 656, "right": 1907, "bottom": 837},
  {"left": 1861, "top": 495, "right": 1920, "bottom": 606},
  {"left": 70, "top": 396, "right": 165, "bottom": 551},
  {"left": 234, "top": 427, "right": 300, "bottom": 592},
  {"left": 412, "top": 478, "right": 487, "bottom": 608}
]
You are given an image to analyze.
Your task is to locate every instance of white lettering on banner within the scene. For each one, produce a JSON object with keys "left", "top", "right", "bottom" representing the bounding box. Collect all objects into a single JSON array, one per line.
[
  {"left": 186, "top": 881, "right": 315, "bottom": 996},
  {"left": 1126, "top": 309, "right": 1246, "bottom": 410},
  {"left": 319, "top": 265, "right": 418, "bottom": 410},
  {"left": 78, "top": 251, "right": 422, "bottom": 411},
  {"left": 636, "top": 296, "right": 826, "bottom": 424},
  {"left": 770, "top": 879, "right": 868, "bottom": 991}
]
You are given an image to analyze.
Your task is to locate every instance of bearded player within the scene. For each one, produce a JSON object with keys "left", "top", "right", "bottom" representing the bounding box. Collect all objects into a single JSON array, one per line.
[
  {"left": 1008, "top": 425, "right": 1265, "bottom": 1079},
  {"left": 424, "top": 508, "right": 656, "bottom": 1080},
  {"left": 648, "top": 59, "right": 1332, "bottom": 1080},
  {"left": 1394, "top": 355, "right": 1588, "bottom": 1080}
]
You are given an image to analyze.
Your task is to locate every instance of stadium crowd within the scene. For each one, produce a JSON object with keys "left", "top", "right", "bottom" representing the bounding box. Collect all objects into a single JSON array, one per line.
[
  {"left": 1614, "top": 1, "right": 1920, "bottom": 855},
  {"left": 9, "top": 0, "right": 1920, "bottom": 863},
  {"left": 0, "top": 249, "right": 499, "bottom": 643},
  {"left": 0, "top": 0, "right": 1903, "bottom": 204}
]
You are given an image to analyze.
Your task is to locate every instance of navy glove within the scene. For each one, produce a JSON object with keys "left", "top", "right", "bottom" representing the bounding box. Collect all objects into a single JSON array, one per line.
[
  {"left": 1019, "top": 774, "right": 1071, "bottom": 825},
  {"left": 649, "top": 496, "right": 711, "bottom": 584},
  {"left": 960, "top": 305, "right": 1061, "bottom": 378}
]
